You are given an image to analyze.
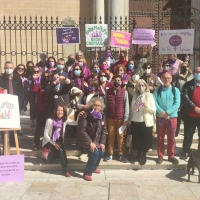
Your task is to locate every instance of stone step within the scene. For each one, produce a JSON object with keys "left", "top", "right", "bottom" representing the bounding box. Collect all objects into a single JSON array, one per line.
[{"left": 24, "top": 155, "right": 188, "bottom": 171}]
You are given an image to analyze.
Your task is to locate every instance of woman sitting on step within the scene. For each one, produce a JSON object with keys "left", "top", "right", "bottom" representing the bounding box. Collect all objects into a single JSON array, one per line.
[{"left": 41, "top": 104, "right": 79, "bottom": 177}]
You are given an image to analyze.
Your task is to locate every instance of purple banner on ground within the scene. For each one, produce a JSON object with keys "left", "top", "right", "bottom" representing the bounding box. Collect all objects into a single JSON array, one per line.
[
  {"left": 56, "top": 27, "right": 80, "bottom": 44},
  {"left": 132, "top": 29, "right": 155, "bottom": 44},
  {"left": 0, "top": 155, "right": 24, "bottom": 182}
]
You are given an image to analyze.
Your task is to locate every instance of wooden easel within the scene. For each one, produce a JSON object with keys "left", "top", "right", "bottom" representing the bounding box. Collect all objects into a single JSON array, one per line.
[{"left": 0, "top": 89, "right": 20, "bottom": 155}]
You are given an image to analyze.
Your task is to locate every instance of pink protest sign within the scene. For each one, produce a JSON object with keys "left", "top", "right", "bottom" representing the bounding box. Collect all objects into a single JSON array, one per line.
[
  {"left": 110, "top": 30, "right": 131, "bottom": 48},
  {"left": 132, "top": 29, "right": 155, "bottom": 44},
  {"left": 0, "top": 155, "right": 24, "bottom": 182}
]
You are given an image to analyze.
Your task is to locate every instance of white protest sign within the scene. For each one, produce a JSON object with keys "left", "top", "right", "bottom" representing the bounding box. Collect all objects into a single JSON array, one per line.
[
  {"left": 132, "top": 29, "right": 155, "bottom": 44},
  {"left": 0, "top": 94, "right": 20, "bottom": 128},
  {"left": 85, "top": 24, "right": 108, "bottom": 47},
  {"left": 159, "top": 29, "right": 194, "bottom": 54}
]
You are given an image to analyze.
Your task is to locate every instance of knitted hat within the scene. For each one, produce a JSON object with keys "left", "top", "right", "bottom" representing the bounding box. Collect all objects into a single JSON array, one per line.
[{"left": 70, "top": 87, "right": 82, "bottom": 95}]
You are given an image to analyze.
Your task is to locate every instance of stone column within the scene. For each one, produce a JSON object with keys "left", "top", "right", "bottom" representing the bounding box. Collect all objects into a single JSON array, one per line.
[
  {"left": 109, "top": 0, "right": 129, "bottom": 28},
  {"left": 93, "top": 0, "right": 105, "bottom": 24}
]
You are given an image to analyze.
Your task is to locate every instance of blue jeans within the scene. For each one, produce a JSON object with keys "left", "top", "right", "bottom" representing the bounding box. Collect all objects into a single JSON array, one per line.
[
  {"left": 0, "top": 131, "right": 15, "bottom": 155},
  {"left": 84, "top": 148, "right": 104, "bottom": 176}
]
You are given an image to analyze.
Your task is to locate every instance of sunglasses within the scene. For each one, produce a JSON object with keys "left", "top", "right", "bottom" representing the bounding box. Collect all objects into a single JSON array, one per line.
[
  {"left": 18, "top": 68, "right": 24, "bottom": 71},
  {"left": 33, "top": 71, "right": 39, "bottom": 74},
  {"left": 75, "top": 68, "right": 80, "bottom": 70},
  {"left": 100, "top": 75, "right": 106, "bottom": 77}
]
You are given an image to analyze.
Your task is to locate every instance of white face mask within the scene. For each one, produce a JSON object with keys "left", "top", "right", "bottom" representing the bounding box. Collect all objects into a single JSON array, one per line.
[
  {"left": 145, "top": 68, "right": 151, "bottom": 74},
  {"left": 5, "top": 68, "right": 13, "bottom": 75},
  {"left": 132, "top": 74, "right": 140, "bottom": 81},
  {"left": 138, "top": 86, "right": 146, "bottom": 93},
  {"left": 100, "top": 76, "right": 107, "bottom": 83}
]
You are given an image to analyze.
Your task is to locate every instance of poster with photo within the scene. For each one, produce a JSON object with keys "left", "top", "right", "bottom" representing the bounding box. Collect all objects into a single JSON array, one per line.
[{"left": 0, "top": 94, "right": 20, "bottom": 128}]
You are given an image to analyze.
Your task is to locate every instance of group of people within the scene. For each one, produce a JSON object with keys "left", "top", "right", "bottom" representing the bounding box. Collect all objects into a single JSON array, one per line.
[{"left": 0, "top": 47, "right": 200, "bottom": 182}]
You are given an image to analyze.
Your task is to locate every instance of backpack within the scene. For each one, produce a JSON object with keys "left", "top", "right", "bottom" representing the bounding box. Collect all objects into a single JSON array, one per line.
[{"left": 157, "top": 85, "right": 176, "bottom": 101}]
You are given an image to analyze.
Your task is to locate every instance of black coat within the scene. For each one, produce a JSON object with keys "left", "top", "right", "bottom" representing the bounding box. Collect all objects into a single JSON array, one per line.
[
  {"left": 181, "top": 79, "right": 196, "bottom": 111},
  {"left": 0, "top": 73, "right": 24, "bottom": 110},
  {"left": 77, "top": 111, "right": 107, "bottom": 149}
]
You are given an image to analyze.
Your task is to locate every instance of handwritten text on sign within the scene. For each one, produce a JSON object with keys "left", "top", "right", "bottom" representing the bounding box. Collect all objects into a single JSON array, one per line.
[
  {"left": 159, "top": 29, "right": 194, "bottom": 54},
  {"left": 0, "top": 155, "right": 24, "bottom": 182},
  {"left": 110, "top": 31, "right": 131, "bottom": 48},
  {"left": 132, "top": 29, "right": 155, "bottom": 44}
]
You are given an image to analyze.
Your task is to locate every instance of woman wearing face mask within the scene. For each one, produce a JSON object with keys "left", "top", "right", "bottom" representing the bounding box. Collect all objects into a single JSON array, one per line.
[
  {"left": 128, "top": 79, "right": 156, "bottom": 165},
  {"left": 98, "top": 70, "right": 113, "bottom": 97},
  {"left": 71, "top": 63, "right": 85, "bottom": 92},
  {"left": 174, "top": 62, "right": 194, "bottom": 137},
  {"left": 85, "top": 63, "right": 100, "bottom": 83},
  {"left": 77, "top": 98, "right": 107, "bottom": 181},
  {"left": 100, "top": 62, "right": 113, "bottom": 82},
  {"left": 46, "top": 72, "right": 73, "bottom": 118},
  {"left": 27, "top": 66, "right": 41, "bottom": 127},
  {"left": 157, "top": 61, "right": 171, "bottom": 84},
  {"left": 14, "top": 64, "right": 28, "bottom": 112},
  {"left": 126, "top": 70, "right": 140, "bottom": 105},
  {"left": 115, "top": 64, "right": 128, "bottom": 88},
  {"left": 33, "top": 71, "right": 51, "bottom": 150},
  {"left": 47, "top": 56, "right": 57, "bottom": 73},
  {"left": 126, "top": 60, "right": 135, "bottom": 77},
  {"left": 56, "top": 58, "right": 68, "bottom": 78},
  {"left": 79, "top": 58, "right": 91, "bottom": 80}
]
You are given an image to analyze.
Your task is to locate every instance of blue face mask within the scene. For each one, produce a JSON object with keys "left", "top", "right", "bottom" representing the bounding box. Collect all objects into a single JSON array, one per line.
[
  {"left": 194, "top": 73, "right": 200, "bottom": 81},
  {"left": 57, "top": 65, "right": 64, "bottom": 70},
  {"left": 93, "top": 68, "right": 100, "bottom": 74},
  {"left": 74, "top": 70, "right": 80, "bottom": 76},
  {"left": 128, "top": 64, "right": 134, "bottom": 70},
  {"left": 88, "top": 85, "right": 95, "bottom": 92}
]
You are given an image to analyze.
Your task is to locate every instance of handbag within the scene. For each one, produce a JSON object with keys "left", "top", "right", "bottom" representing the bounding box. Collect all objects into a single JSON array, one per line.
[{"left": 125, "top": 126, "right": 132, "bottom": 148}]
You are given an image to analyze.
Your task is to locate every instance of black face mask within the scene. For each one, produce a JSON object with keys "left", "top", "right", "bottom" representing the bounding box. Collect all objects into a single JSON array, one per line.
[
  {"left": 68, "top": 58, "right": 75, "bottom": 64},
  {"left": 181, "top": 67, "right": 187, "bottom": 74},
  {"left": 119, "top": 55, "right": 124, "bottom": 60},
  {"left": 44, "top": 77, "right": 50, "bottom": 83},
  {"left": 114, "top": 81, "right": 121, "bottom": 87}
]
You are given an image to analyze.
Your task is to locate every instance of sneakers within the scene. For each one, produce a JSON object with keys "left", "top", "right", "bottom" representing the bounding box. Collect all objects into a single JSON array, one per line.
[
  {"left": 168, "top": 157, "right": 179, "bottom": 164},
  {"left": 93, "top": 169, "right": 101, "bottom": 174},
  {"left": 41, "top": 148, "right": 50, "bottom": 160},
  {"left": 104, "top": 155, "right": 113, "bottom": 162},
  {"left": 84, "top": 174, "right": 92, "bottom": 181},
  {"left": 156, "top": 156, "right": 163, "bottom": 164},
  {"left": 119, "top": 155, "right": 128, "bottom": 163},
  {"left": 65, "top": 172, "right": 71, "bottom": 177}
]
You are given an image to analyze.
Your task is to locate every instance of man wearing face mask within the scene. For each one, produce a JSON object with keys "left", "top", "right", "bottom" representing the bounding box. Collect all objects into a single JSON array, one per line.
[
  {"left": 56, "top": 58, "right": 68, "bottom": 78},
  {"left": 36, "top": 52, "right": 47, "bottom": 73},
  {"left": 181, "top": 66, "right": 200, "bottom": 157},
  {"left": 0, "top": 61, "right": 23, "bottom": 154},
  {"left": 174, "top": 63, "right": 193, "bottom": 137},
  {"left": 140, "top": 62, "right": 160, "bottom": 93},
  {"left": 104, "top": 75, "right": 129, "bottom": 163},
  {"left": 99, "top": 47, "right": 115, "bottom": 72},
  {"left": 113, "top": 52, "right": 128, "bottom": 73}
]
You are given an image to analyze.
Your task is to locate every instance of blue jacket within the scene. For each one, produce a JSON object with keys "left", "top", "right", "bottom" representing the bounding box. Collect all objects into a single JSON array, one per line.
[{"left": 153, "top": 85, "right": 180, "bottom": 118}]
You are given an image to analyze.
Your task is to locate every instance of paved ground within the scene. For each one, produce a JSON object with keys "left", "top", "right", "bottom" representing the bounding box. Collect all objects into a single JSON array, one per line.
[{"left": 0, "top": 169, "right": 200, "bottom": 200}]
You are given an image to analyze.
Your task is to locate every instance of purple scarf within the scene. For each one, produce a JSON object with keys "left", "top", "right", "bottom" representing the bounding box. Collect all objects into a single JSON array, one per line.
[
  {"left": 91, "top": 110, "right": 102, "bottom": 120},
  {"left": 52, "top": 118, "right": 63, "bottom": 142},
  {"left": 33, "top": 76, "right": 41, "bottom": 85}
]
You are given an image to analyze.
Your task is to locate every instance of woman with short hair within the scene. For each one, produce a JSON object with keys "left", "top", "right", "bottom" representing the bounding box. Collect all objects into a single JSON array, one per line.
[
  {"left": 129, "top": 79, "right": 156, "bottom": 165},
  {"left": 77, "top": 98, "right": 107, "bottom": 181}
]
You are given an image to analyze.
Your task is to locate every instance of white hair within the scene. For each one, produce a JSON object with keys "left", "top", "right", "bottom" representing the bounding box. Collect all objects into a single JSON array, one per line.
[{"left": 88, "top": 97, "right": 105, "bottom": 110}]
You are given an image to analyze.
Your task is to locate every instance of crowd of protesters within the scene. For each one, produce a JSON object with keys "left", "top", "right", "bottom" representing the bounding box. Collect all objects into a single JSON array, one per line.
[{"left": 0, "top": 47, "right": 200, "bottom": 181}]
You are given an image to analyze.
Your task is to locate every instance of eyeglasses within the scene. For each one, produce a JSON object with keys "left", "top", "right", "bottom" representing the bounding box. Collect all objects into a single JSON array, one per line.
[
  {"left": 75, "top": 68, "right": 80, "bottom": 70},
  {"left": 100, "top": 75, "right": 106, "bottom": 77},
  {"left": 93, "top": 104, "right": 101, "bottom": 107},
  {"left": 163, "top": 77, "right": 171, "bottom": 80},
  {"left": 18, "top": 68, "right": 24, "bottom": 71},
  {"left": 33, "top": 71, "right": 39, "bottom": 74}
]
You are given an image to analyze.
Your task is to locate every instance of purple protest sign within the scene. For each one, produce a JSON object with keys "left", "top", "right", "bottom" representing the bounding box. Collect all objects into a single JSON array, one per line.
[
  {"left": 56, "top": 27, "right": 80, "bottom": 44},
  {"left": 0, "top": 155, "right": 24, "bottom": 182},
  {"left": 132, "top": 29, "right": 155, "bottom": 44}
]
